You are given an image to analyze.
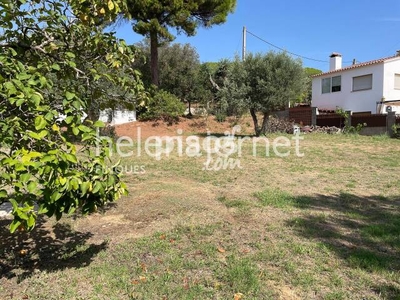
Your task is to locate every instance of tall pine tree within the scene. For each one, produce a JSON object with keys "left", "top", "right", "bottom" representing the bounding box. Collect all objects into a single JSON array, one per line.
[{"left": 124, "top": 0, "right": 236, "bottom": 86}]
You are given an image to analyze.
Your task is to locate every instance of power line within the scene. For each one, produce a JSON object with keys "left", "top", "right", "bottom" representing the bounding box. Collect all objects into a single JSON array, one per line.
[
  {"left": 246, "top": 30, "right": 328, "bottom": 63},
  {"left": 246, "top": 29, "right": 353, "bottom": 65}
]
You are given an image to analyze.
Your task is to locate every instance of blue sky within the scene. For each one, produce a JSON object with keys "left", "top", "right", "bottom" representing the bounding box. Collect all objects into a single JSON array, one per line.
[{"left": 114, "top": 0, "right": 400, "bottom": 72}]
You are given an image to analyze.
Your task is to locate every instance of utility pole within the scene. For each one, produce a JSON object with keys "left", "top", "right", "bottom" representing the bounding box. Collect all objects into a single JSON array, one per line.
[{"left": 242, "top": 26, "right": 246, "bottom": 61}]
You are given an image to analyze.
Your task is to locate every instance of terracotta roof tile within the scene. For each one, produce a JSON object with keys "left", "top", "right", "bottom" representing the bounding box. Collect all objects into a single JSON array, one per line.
[{"left": 312, "top": 55, "right": 400, "bottom": 77}]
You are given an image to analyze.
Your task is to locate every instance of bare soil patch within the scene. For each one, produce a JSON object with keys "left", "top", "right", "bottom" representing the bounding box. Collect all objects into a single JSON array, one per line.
[{"left": 115, "top": 115, "right": 255, "bottom": 139}]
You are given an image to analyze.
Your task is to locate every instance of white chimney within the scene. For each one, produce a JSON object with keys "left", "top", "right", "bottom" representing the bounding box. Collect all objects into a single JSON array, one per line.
[{"left": 329, "top": 53, "right": 342, "bottom": 71}]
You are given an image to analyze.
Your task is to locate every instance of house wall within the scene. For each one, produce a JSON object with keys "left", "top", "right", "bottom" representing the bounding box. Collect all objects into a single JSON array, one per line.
[
  {"left": 381, "top": 59, "right": 400, "bottom": 114},
  {"left": 312, "top": 64, "right": 385, "bottom": 113}
]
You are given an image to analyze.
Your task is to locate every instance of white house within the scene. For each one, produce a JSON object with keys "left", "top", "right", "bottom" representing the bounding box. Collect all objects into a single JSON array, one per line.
[{"left": 312, "top": 53, "right": 400, "bottom": 114}]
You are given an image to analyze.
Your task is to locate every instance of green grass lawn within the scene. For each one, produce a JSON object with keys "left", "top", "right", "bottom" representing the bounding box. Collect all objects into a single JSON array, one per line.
[{"left": 1, "top": 133, "right": 400, "bottom": 299}]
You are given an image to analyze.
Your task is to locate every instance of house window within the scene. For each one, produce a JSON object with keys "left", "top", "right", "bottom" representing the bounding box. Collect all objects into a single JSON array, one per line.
[
  {"left": 322, "top": 76, "right": 341, "bottom": 94},
  {"left": 332, "top": 76, "right": 341, "bottom": 92},
  {"left": 322, "top": 78, "right": 331, "bottom": 94},
  {"left": 394, "top": 74, "right": 400, "bottom": 90},
  {"left": 353, "top": 74, "right": 372, "bottom": 91}
]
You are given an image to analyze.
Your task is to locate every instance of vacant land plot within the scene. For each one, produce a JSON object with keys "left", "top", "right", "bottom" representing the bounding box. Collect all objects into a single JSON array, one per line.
[{"left": 1, "top": 120, "right": 399, "bottom": 299}]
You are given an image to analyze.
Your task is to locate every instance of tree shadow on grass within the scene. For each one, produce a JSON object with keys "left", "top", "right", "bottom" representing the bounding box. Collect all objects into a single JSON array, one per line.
[
  {"left": 285, "top": 192, "right": 400, "bottom": 299},
  {"left": 0, "top": 217, "right": 107, "bottom": 282}
]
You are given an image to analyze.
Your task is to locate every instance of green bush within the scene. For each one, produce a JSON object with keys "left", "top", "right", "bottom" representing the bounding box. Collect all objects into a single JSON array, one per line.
[
  {"left": 336, "top": 108, "right": 365, "bottom": 134},
  {"left": 392, "top": 124, "right": 400, "bottom": 139},
  {"left": 215, "top": 112, "right": 227, "bottom": 123},
  {"left": 139, "top": 90, "right": 185, "bottom": 123}
]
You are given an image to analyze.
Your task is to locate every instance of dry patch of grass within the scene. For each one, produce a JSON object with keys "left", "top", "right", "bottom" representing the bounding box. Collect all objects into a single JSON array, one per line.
[{"left": 1, "top": 133, "right": 400, "bottom": 299}]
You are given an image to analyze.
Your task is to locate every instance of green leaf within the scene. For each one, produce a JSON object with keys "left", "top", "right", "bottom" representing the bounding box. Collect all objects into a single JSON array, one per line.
[
  {"left": 39, "top": 76, "right": 47, "bottom": 87},
  {"left": 34, "top": 115, "right": 47, "bottom": 130},
  {"left": 50, "top": 191, "right": 62, "bottom": 202},
  {"left": 94, "top": 120, "right": 105, "bottom": 128},
  {"left": 44, "top": 111, "right": 55, "bottom": 121},
  {"left": 59, "top": 177, "right": 67, "bottom": 185},
  {"left": 38, "top": 204, "right": 49, "bottom": 214},
  {"left": 28, "top": 131, "right": 40, "bottom": 140},
  {"left": 0, "top": 189, "right": 7, "bottom": 198},
  {"left": 107, "top": 175, "right": 115, "bottom": 186},
  {"left": 16, "top": 209, "right": 28, "bottom": 220},
  {"left": 27, "top": 78, "right": 38, "bottom": 86},
  {"left": 27, "top": 181, "right": 37, "bottom": 193},
  {"left": 45, "top": 111, "right": 54, "bottom": 121},
  {"left": 9, "top": 199, "right": 19, "bottom": 210},
  {"left": 72, "top": 127, "right": 79, "bottom": 136},
  {"left": 66, "top": 52, "right": 75, "bottom": 58},
  {"left": 1, "top": 173, "right": 11, "bottom": 181},
  {"left": 22, "top": 152, "right": 42, "bottom": 162},
  {"left": 41, "top": 154, "right": 57, "bottom": 163},
  {"left": 72, "top": 100, "right": 81, "bottom": 110},
  {"left": 65, "top": 91, "right": 75, "bottom": 100},
  {"left": 17, "top": 73, "right": 31, "bottom": 80},
  {"left": 70, "top": 178, "right": 79, "bottom": 190},
  {"left": 27, "top": 214, "right": 36, "bottom": 228},
  {"left": 66, "top": 153, "right": 77, "bottom": 163},
  {"left": 20, "top": 173, "right": 31, "bottom": 183},
  {"left": 38, "top": 130, "right": 48, "bottom": 139},
  {"left": 10, "top": 220, "right": 22, "bottom": 233},
  {"left": 82, "top": 132, "right": 94, "bottom": 141},
  {"left": 68, "top": 60, "right": 77, "bottom": 68},
  {"left": 16, "top": 98, "right": 25, "bottom": 106},
  {"left": 92, "top": 181, "right": 102, "bottom": 193},
  {"left": 65, "top": 116, "right": 74, "bottom": 124},
  {"left": 68, "top": 206, "right": 76, "bottom": 215},
  {"left": 31, "top": 93, "right": 42, "bottom": 105},
  {"left": 15, "top": 164, "right": 27, "bottom": 172},
  {"left": 80, "top": 182, "right": 90, "bottom": 196},
  {"left": 51, "top": 63, "right": 61, "bottom": 71},
  {"left": 9, "top": 48, "right": 17, "bottom": 56},
  {"left": 78, "top": 124, "right": 91, "bottom": 132},
  {"left": 4, "top": 81, "right": 16, "bottom": 95}
]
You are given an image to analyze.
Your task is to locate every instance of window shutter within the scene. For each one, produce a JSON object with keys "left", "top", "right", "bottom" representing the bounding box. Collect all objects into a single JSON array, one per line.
[
  {"left": 353, "top": 74, "right": 372, "bottom": 91},
  {"left": 394, "top": 74, "right": 400, "bottom": 89}
]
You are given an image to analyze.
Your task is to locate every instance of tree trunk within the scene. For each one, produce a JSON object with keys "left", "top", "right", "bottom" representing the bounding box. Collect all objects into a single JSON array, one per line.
[
  {"left": 86, "top": 99, "right": 100, "bottom": 122},
  {"left": 86, "top": 108, "right": 100, "bottom": 122},
  {"left": 260, "top": 112, "right": 269, "bottom": 136},
  {"left": 150, "top": 31, "right": 159, "bottom": 86},
  {"left": 187, "top": 99, "right": 193, "bottom": 117},
  {"left": 250, "top": 108, "right": 260, "bottom": 137}
]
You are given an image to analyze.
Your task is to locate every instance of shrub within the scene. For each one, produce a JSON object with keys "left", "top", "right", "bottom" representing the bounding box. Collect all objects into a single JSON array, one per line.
[
  {"left": 138, "top": 90, "right": 185, "bottom": 123},
  {"left": 392, "top": 124, "right": 400, "bottom": 139},
  {"left": 215, "top": 112, "right": 227, "bottom": 123},
  {"left": 336, "top": 108, "right": 365, "bottom": 134}
]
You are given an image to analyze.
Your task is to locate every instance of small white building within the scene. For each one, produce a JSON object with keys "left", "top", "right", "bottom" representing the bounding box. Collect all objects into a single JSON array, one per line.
[
  {"left": 99, "top": 109, "right": 137, "bottom": 125},
  {"left": 312, "top": 53, "right": 400, "bottom": 114}
]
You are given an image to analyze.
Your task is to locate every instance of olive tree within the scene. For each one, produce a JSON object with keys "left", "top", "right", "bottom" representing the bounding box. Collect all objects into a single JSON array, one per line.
[{"left": 220, "top": 52, "right": 307, "bottom": 136}]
